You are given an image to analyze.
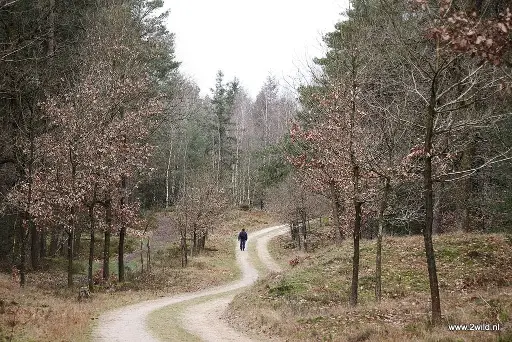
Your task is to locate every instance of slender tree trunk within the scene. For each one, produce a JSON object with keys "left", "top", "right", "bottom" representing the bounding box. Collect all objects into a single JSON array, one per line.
[
  {"left": 297, "top": 219, "right": 302, "bottom": 250},
  {"left": 240, "top": 167, "right": 245, "bottom": 205},
  {"left": 181, "top": 231, "right": 187, "bottom": 267},
  {"left": 376, "top": 177, "right": 390, "bottom": 301},
  {"left": 348, "top": 51, "right": 362, "bottom": 307},
  {"left": 140, "top": 239, "right": 144, "bottom": 274},
  {"left": 88, "top": 229, "right": 95, "bottom": 291},
  {"left": 217, "top": 124, "right": 221, "bottom": 188},
  {"left": 67, "top": 229, "right": 73, "bottom": 287},
  {"left": 73, "top": 229, "right": 81, "bottom": 257},
  {"left": 247, "top": 154, "right": 251, "bottom": 203},
  {"left": 68, "top": 145, "right": 77, "bottom": 288},
  {"left": 30, "top": 225, "right": 40, "bottom": 270},
  {"left": 300, "top": 208, "right": 307, "bottom": 252},
  {"left": 165, "top": 140, "right": 173, "bottom": 208},
  {"left": 88, "top": 204, "right": 95, "bottom": 291},
  {"left": 21, "top": 129, "right": 35, "bottom": 286},
  {"left": 19, "top": 221, "right": 27, "bottom": 287},
  {"left": 424, "top": 85, "right": 442, "bottom": 325},
  {"left": 103, "top": 201, "right": 112, "bottom": 280},
  {"left": 460, "top": 136, "right": 475, "bottom": 232},
  {"left": 118, "top": 134, "right": 128, "bottom": 282},
  {"left": 433, "top": 183, "right": 444, "bottom": 234},
  {"left": 234, "top": 137, "right": 239, "bottom": 202},
  {"left": 146, "top": 238, "right": 151, "bottom": 273},
  {"left": 350, "top": 201, "right": 362, "bottom": 306},
  {"left": 118, "top": 224, "right": 126, "bottom": 282},
  {"left": 40, "top": 231, "right": 46, "bottom": 259},
  {"left": 192, "top": 226, "right": 197, "bottom": 256},
  {"left": 182, "top": 138, "right": 188, "bottom": 195},
  {"left": 49, "top": 230, "right": 59, "bottom": 257},
  {"left": 47, "top": 0, "right": 55, "bottom": 55},
  {"left": 329, "top": 180, "right": 343, "bottom": 243},
  {"left": 59, "top": 237, "right": 66, "bottom": 257},
  {"left": 171, "top": 153, "right": 177, "bottom": 200},
  {"left": 103, "top": 230, "right": 110, "bottom": 280}
]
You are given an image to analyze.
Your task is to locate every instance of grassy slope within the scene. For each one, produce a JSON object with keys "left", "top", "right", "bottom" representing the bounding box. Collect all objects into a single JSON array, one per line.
[
  {"left": 226, "top": 223, "right": 512, "bottom": 342},
  {"left": 0, "top": 209, "right": 273, "bottom": 342}
]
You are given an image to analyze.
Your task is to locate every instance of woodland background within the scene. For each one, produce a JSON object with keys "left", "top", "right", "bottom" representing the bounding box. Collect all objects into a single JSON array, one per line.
[{"left": 1, "top": 0, "right": 512, "bottom": 328}]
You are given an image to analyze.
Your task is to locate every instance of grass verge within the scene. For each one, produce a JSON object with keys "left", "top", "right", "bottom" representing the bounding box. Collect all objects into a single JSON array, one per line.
[{"left": 226, "top": 223, "right": 512, "bottom": 342}]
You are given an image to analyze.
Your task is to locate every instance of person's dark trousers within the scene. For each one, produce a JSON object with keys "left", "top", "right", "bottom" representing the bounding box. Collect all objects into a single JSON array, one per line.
[{"left": 240, "top": 240, "right": 246, "bottom": 251}]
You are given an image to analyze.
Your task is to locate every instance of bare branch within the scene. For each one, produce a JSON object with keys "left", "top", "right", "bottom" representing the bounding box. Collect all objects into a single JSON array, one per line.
[
  {"left": 0, "top": 0, "right": 20, "bottom": 9},
  {"left": 438, "top": 148, "right": 512, "bottom": 182}
]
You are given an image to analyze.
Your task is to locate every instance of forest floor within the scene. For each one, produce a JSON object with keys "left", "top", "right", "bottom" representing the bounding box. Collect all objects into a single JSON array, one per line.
[
  {"left": 0, "top": 209, "right": 274, "bottom": 342},
  {"left": 226, "top": 222, "right": 512, "bottom": 342}
]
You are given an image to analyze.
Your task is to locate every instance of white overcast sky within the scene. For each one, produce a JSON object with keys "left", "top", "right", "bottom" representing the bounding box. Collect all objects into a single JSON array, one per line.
[{"left": 164, "top": 0, "right": 348, "bottom": 98}]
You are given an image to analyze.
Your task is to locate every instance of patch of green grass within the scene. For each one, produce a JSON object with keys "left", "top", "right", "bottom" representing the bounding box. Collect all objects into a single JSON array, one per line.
[
  {"left": 267, "top": 277, "right": 308, "bottom": 298},
  {"left": 436, "top": 246, "right": 461, "bottom": 261},
  {"left": 147, "top": 300, "right": 202, "bottom": 342}
]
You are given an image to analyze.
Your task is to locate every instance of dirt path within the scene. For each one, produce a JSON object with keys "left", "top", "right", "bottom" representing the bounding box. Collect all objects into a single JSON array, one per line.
[{"left": 92, "top": 224, "right": 288, "bottom": 342}]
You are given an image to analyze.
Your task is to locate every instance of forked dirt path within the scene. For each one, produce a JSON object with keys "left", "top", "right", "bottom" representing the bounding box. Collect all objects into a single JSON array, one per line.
[{"left": 92, "top": 224, "right": 288, "bottom": 342}]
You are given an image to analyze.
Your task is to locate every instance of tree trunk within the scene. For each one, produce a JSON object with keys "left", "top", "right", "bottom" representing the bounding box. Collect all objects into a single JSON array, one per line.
[
  {"left": 217, "top": 124, "right": 222, "bottom": 188},
  {"left": 19, "top": 220, "right": 27, "bottom": 287},
  {"left": 118, "top": 225, "right": 126, "bottom": 282},
  {"left": 200, "top": 231, "right": 206, "bottom": 250},
  {"left": 424, "top": 90, "right": 442, "bottom": 325},
  {"left": 146, "top": 238, "right": 151, "bottom": 273},
  {"left": 103, "top": 230, "right": 110, "bottom": 280},
  {"left": 49, "top": 230, "right": 59, "bottom": 257},
  {"left": 88, "top": 205, "right": 95, "bottom": 291},
  {"left": 375, "top": 177, "right": 390, "bottom": 302},
  {"left": 88, "top": 229, "right": 95, "bottom": 291},
  {"left": 118, "top": 157, "right": 127, "bottom": 282},
  {"left": 349, "top": 53, "right": 361, "bottom": 307},
  {"left": 329, "top": 181, "right": 343, "bottom": 243},
  {"left": 49, "top": 0, "right": 55, "bottom": 54},
  {"left": 192, "top": 226, "right": 197, "bottom": 256},
  {"left": 103, "top": 201, "right": 112, "bottom": 280},
  {"left": 234, "top": 138, "right": 239, "bottom": 201},
  {"left": 73, "top": 229, "right": 81, "bottom": 258},
  {"left": 433, "top": 182, "right": 444, "bottom": 234},
  {"left": 39, "top": 231, "right": 46, "bottom": 259},
  {"left": 30, "top": 225, "right": 40, "bottom": 270},
  {"left": 247, "top": 154, "right": 251, "bottom": 203},
  {"left": 171, "top": 153, "right": 177, "bottom": 202},
  {"left": 165, "top": 140, "right": 173, "bottom": 208},
  {"left": 460, "top": 136, "right": 475, "bottom": 232},
  {"left": 67, "top": 229, "right": 73, "bottom": 287},
  {"left": 68, "top": 145, "right": 76, "bottom": 288},
  {"left": 21, "top": 131, "right": 35, "bottom": 285},
  {"left": 140, "top": 239, "right": 144, "bottom": 274},
  {"left": 181, "top": 234, "right": 187, "bottom": 267},
  {"left": 350, "top": 201, "right": 362, "bottom": 307}
]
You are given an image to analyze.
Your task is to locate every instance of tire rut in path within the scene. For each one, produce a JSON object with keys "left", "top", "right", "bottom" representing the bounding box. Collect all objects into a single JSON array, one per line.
[{"left": 92, "top": 224, "right": 287, "bottom": 342}]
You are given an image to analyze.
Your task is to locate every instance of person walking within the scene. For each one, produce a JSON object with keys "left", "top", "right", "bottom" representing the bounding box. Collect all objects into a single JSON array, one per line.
[{"left": 238, "top": 228, "right": 248, "bottom": 251}]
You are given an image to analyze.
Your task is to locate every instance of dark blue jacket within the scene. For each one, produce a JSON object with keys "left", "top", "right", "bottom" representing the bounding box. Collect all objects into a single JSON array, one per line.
[{"left": 238, "top": 231, "right": 248, "bottom": 241}]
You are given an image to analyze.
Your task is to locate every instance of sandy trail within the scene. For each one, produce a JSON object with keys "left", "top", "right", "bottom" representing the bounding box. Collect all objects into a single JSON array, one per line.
[{"left": 92, "top": 224, "right": 287, "bottom": 342}]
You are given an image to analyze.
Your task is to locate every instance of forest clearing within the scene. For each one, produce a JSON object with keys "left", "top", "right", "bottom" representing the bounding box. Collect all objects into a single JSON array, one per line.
[{"left": 2, "top": 0, "right": 512, "bottom": 341}]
